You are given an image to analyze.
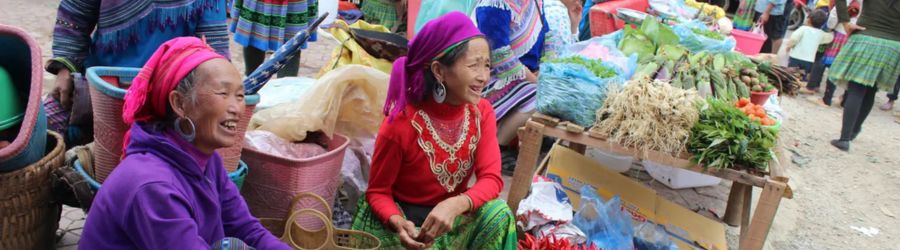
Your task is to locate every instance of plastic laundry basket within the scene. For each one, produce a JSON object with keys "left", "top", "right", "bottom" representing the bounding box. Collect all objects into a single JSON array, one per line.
[
  {"left": 0, "top": 24, "right": 48, "bottom": 172},
  {"left": 241, "top": 133, "right": 349, "bottom": 229},
  {"left": 731, "top": 29, "right": 767, "bottom": 56}
]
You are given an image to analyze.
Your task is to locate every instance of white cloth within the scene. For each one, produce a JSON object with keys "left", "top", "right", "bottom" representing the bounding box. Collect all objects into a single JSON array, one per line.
[{"left": 788, "top": 26, "right": 830, "bottom": 62}]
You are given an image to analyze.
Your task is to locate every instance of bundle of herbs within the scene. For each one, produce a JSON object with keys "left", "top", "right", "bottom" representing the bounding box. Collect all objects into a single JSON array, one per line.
[
  {"left": 548, "top": 56, "right": 618, "bottom": 78},
  {"left": 591, "top": 79, "right": 700, "bottom": 156},
  {"left": 688, "top": 98, "right": 778, "bottom": 171}
]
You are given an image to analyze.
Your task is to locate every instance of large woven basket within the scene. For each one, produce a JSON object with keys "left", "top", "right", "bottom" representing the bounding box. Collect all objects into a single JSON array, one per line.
[
  {"left": 0, "top": 131, "right": 65, "bottom": 249},
  {"left": 241, "top": 133, "right": 349, "bottom": 229},
  {"left": 87, "top": 67, "right": 260, "bottom": 182},
  {"left": 0, "top": 24, "right": 47, "bottom": 172}
]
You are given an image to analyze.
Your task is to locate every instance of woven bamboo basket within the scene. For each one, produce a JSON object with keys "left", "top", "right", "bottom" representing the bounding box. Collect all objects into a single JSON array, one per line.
[
  {"left": 241, "top": 133, "right": 349, "bottom": 229},
  {"left": 259, "top": 192, "right": 380, "bottom": 250},
  {"left": 0, "top": 131, "right": 65, "bottom": 249}
]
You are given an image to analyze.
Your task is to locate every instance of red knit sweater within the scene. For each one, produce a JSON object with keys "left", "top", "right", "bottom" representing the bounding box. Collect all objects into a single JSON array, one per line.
[{"left": 366, "top": 99, "right": 504, "bottom": 224}]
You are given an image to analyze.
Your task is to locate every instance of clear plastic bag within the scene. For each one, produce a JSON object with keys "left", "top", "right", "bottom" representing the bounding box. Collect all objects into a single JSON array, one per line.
[
  {"left": 243, "top": 130, "right": 327, "bottom": 160},
  {"left": 672, "top": 20, "right": 736, "bottom": 53},
  {"left": 536, "top": 62, "right": 623, "bottom": 127},
  {"left": 561, "top": 34, "right": 639, "bottom": 79},
  {"left": 634, "top": 222, "right": 679, "bottom": 250},
  {"left": 572, "top": 186, "right": 635, "bottom": 249}
]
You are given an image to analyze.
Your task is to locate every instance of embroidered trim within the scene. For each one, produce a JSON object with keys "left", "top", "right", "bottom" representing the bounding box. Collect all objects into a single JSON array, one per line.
[{"left": 411, "top": 105, "right": 481, "bottom": 192}]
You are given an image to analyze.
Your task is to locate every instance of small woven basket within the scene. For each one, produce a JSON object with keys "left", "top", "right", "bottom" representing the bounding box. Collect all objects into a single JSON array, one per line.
[
  {"left": 0, "top": 131, "right": 65, "bottom": 249},
  {"left": 259, "top": 192, "right": 380, "bottom": 250}
]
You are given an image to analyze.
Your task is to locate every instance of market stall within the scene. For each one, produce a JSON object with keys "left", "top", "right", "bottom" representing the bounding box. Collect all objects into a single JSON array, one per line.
[{"left": 507, "top": 113, "right": 793, "bottom": 250}]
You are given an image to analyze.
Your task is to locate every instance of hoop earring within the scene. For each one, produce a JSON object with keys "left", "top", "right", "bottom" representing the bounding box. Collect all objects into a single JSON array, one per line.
[
  {"left": 433, "top": 81, "right": 447, "bottom": 103},
  {"left": 174, "top": 116, "right": 196, "bottom": 142}
]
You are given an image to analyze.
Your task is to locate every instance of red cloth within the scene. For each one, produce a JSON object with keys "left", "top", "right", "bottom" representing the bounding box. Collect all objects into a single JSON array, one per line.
[{"left": 366, "top": 99, "right": 504, "bottom": 224}]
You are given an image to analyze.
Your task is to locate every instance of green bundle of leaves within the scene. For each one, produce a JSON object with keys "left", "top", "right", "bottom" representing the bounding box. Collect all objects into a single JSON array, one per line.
[
  {"left": 688, "top": 98, "right": 778, "bottom": 171},
  {"left": 548, "top": 56, "right": 618, "bottom": 78}
]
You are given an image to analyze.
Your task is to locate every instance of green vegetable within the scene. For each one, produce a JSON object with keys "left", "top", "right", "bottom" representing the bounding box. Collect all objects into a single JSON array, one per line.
[
  {"left": 691, "top": 27, "right": 725, "bottom": 40},
  {"left": 548, "top": 56, "right": 618, "bottom": 78},
  {"left": 735, "top": 77, "right": 751, "bottom": 98},
  {"left": 641, "top": 18, "right": 680, "bottom": 48},
  {"left": 633, "top": 62, "right": 660, "bottom": 80},
  {"left": 619, "top": 26, "right": 657, "bottom": 63},
  {"left": 708, "top": 66, "right": 729, "bottom": 99},
  {"left": 688, "top": 98, "right": 778, "bottom": 170}
]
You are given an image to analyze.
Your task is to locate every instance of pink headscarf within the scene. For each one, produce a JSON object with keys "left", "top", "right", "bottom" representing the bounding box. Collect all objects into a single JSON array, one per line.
[
  {"left": 383, "top": 12, "right": 484, "bottom": 121},
  {"left": 121, "top": 37, "right": 225, "bottom": 148}
]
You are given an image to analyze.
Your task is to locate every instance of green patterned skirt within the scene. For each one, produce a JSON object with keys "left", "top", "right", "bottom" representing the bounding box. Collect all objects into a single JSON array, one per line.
[
  {"left": 351, "top": 197, "right": 517, "bottom": 250},
  {"left": 827, "top": 35, "right": 900, "bottom": 91},
  {"left": 361, "top": 0, "right": 400, "bottom": 31}
]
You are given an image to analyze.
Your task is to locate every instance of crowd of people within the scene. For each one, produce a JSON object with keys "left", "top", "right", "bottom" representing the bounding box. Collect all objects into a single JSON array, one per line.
[{"left": 23, "top": 0, "right": 897, "bottom": 249}]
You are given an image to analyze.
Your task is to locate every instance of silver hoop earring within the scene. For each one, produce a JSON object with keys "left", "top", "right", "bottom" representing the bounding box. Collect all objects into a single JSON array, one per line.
[
  {"left": 433, "top": 81, "right": 447, "bottom": 103},
  {"left": 174, "top": 116, "right": 196, "bottom": 142}
]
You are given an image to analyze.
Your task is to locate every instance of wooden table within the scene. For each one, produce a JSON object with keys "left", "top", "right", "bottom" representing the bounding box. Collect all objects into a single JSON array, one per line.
[{"left": 506, "top": 114, "right": 793, "bottom": 250}]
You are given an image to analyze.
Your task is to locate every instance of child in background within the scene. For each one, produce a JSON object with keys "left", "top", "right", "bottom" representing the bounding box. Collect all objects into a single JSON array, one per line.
[
  {"left": 805, "top": 0, "right": 861, "bottom": 107},
  {"left": 786, "top": 10, "right": 832, "bottom": 81}
]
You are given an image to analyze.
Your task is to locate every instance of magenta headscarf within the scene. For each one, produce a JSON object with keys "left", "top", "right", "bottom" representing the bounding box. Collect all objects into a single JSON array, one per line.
[
  {"left": 121, "top": 37, "right": 225, "bottom": 149},
  {"left": 383, "top": 12, "right": 484, "bottom": 121}
]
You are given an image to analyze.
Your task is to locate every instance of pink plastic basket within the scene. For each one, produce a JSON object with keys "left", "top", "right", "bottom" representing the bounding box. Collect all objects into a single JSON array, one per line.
[
  {"left": 241, "top": 133, "right": 349, "bottom": 229},
  {"left": 732, "top": 29, "right": 767, "bottom": 56}
]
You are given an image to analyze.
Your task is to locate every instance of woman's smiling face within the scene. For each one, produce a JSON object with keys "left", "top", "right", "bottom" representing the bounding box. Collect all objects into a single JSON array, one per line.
[
  {"left": 170, "top": 58, "right": 245, "bottom": 153},
  {"left": 434, "top": 38, "right": 491, "bottom": 105}
]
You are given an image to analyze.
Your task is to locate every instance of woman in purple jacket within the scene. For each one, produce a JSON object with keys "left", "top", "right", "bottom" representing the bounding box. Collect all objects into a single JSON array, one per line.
[{"left": 79, "top": 37, "right": 291, "bottom": 250}]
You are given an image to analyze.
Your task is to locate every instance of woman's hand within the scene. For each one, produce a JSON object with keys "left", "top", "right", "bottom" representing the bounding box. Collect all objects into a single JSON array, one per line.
[
  {"left": 52, "top": 68, "right": 74, "bottom": 110},
  {"left": 389, "top": 215, "right": 426, "bottom": 249},
  {"left": 525, "top": 70, "right": 539, "bottom": 83},
  {"left": 843, "top": 23, "right": 866, "bottom": 35},
  {"left": 417, "top": 195, "right": 471, "bottom": 245}
]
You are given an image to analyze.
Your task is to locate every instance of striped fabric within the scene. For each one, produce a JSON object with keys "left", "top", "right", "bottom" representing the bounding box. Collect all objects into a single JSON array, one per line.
[
  {"left": 822, "top": 32, "right": 848, "bottom": 66},
  {"left": 49, "top": 0, "right": 229, "bottom": 72},
  {"left": 486, "top": 79, "right": 538, "bottom": 121},
  {"left": 828, "top": 35, "right": 900, "bottom": 92},
  {"left": 351, "top": 197, "right": 517, "bottom": 250},
  {"left": 230, "top": 0, "right": 318, "bottom": 52}
]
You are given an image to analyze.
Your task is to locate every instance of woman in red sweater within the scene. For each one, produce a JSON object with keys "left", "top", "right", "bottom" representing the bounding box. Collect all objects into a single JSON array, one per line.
[{"left": 350, "top": 12, "right": 516, "bottom": 250}]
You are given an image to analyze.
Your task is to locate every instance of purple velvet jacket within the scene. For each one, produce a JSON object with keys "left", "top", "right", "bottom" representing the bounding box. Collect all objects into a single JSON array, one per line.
[{"left": 80, "top": 123, "right": 290, "bottom": 249}]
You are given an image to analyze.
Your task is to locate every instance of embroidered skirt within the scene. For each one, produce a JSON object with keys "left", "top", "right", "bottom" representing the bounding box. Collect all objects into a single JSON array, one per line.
[
  {"left": 351, "top": 196, "right": 517, "bottom": 250},
  {"left": 485, "top": 79, "right": 538, "bottom": 122},
  {"left": 361, "top": 0, "right": 400, "bottom": 31},
  {"left": 231, "top": 0, "right": 319, "bottom": 51},
  {"left": 822, "top": 32, "right": 848, "bottom": 66},
  {"left": 828, "top": 35, "right": 900, "bottom": 91}
]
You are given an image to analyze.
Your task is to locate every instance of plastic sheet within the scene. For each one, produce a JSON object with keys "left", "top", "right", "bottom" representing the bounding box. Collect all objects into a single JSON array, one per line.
[
  {"left": 572, "top": 186, "right": 635, "bottom": 249},
  {"left": 536, "top": 60, "right": 627, "bottom": 127},
  {"left": 243, "top": 130, "right": 327, "bottom": 160},
  {"left": 250, "top": 65, "right": 388, "bottom": 142},
  {"left": 254, "top": 77, "right": 317, "bottom": 111},
  {"left": 561, "top": 35, "right": 639, "bottom": 79},
  {"left": 673, "top": 20, "right": 736, "bottom": 53}
]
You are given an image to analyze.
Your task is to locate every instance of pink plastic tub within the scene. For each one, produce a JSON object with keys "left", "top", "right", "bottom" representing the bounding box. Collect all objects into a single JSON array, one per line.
[{"left": 732, "top": 29, "right": 767, "bottom": 56}]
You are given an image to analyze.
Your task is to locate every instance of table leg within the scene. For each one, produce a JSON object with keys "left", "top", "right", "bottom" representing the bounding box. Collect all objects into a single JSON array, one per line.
[
  {"left": 507, "top": 121, "right": 545, "bottom": 215},
  {"left": 739, "top": 181, "right": 787, "bottom": 250},
  {"left": 723, "top": 183, "right": 748, "bottom": 226}
]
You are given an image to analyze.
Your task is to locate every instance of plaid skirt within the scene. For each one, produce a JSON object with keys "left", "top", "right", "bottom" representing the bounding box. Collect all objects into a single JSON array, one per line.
[
  {"left": 361, "top": 0, "right": 400, "bottom": 31},
  {"left": 828, "top": 35, "right": 900, "bottom": 91}
]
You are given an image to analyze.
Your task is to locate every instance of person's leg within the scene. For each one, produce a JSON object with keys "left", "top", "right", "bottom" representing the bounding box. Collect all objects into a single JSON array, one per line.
[
  {"left": 276, "top": 51, "right": 302, "bottom": 78},
  {"left": 834, "top": 82, "right": 870, "bottom": 150},
  {"left": 243, "top": 46, "right": 267, "bottom": 76},
  {"left": 880, "top": 76, "right": 900, "bottom": 110},
  {"left": 822, "top": 78, "right": 837, "bottom": 106},
  {"left": 803, "top": 52, "right": 827, "bottom": 93},
  {"left": 850, "top": 84, "right": 877, "bottom": 140}
]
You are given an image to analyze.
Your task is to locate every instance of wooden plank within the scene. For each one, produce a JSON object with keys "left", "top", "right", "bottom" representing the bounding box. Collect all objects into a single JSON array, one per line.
[
  {"left": 723, "top": 183, "right": 748, "bottom": 226},
  {"left": 568, "top": 142, "right": 587, "bottom": 155},
  {"left": 740, "top": 183, "right": 753, "bottom": 237},
  {"left": 507, "top": 120, "right": 546, "bottom": 215},
  {"left": 531, "top": 113, "right": 560, "bottom": 127},
  {"left": 739, "top": 181, "right": 787, "bottom": 250}
]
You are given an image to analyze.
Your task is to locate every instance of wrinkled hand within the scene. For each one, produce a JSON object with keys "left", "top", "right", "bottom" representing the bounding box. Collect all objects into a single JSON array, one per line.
[
  {"left": 843, "top": 23, "right": 866, "bottom": 35},
  {"left": 390, "top": 215, "right": 425, "bottom": 250},
  {"left": 417, "top": 196, "right": 469, "bottom": 246},
  {"left": 52, "top": 68, "right": 74, "bottom": 110}
]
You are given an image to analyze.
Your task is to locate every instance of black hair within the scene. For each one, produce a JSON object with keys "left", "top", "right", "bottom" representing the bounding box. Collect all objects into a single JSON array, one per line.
[
  {"left": 809, "top": 10, "right": 828, "bottom": 28},
  {"left": 421, "top": 40, "right": 472, "bottom": 100}
]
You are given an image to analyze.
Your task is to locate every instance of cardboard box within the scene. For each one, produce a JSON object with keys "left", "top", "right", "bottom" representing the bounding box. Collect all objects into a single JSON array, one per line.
[{"left": 544, "top": 145, "right": 728, "bottom": 250}]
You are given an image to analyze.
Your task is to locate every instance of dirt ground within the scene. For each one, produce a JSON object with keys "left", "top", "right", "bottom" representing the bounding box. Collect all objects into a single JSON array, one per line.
[{"left": 3, "top": 0, "right": 899, "bottom": 249}]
